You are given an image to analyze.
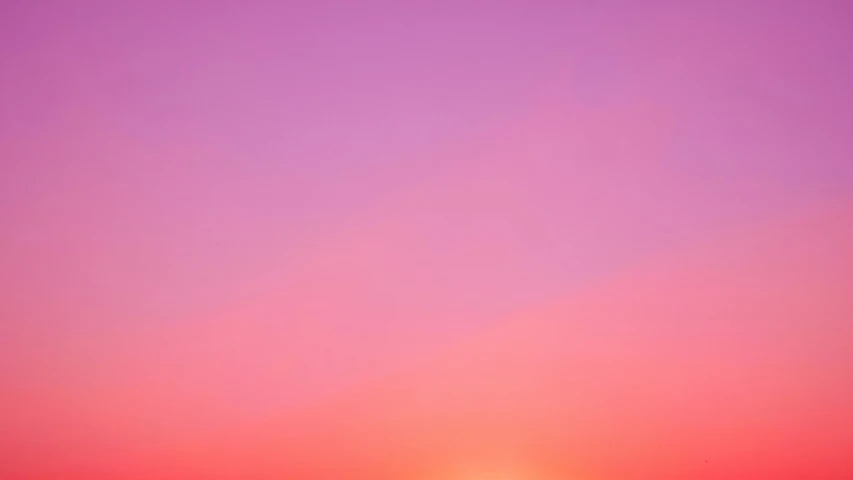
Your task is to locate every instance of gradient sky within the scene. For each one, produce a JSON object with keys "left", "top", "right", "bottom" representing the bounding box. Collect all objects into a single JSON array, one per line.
[{"left": 1, "top": 1, "right": 852, "bottom": 479}]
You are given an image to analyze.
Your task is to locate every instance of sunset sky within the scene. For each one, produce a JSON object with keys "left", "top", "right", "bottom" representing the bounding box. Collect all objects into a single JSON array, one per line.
[{"left": 1, "top": 1, "right": 852, "bottom": 479}]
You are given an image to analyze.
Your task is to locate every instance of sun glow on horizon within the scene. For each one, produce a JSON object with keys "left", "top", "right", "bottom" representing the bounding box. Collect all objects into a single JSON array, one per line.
[{"left": 439, "top": 463, "right": 551, "bottom": 480}]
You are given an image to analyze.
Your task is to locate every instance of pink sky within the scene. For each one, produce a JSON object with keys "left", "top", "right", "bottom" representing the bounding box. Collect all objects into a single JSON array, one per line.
[{"left": 1, "top": 1, "right": 852, "bottom": 479}]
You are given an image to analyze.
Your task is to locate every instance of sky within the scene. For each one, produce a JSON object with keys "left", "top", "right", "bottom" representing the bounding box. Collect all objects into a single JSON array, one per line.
[{"left": 1, "top": 1, "right": 852, "bottom": 479}]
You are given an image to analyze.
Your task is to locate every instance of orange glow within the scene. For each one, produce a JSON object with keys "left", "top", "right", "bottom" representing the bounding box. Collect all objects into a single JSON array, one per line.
[
  {"left": 435, "top": 466, "right": 539, "bottom": 480},
  {"left": 448, "top": 470, "right": 531, "bottom": 480}
]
